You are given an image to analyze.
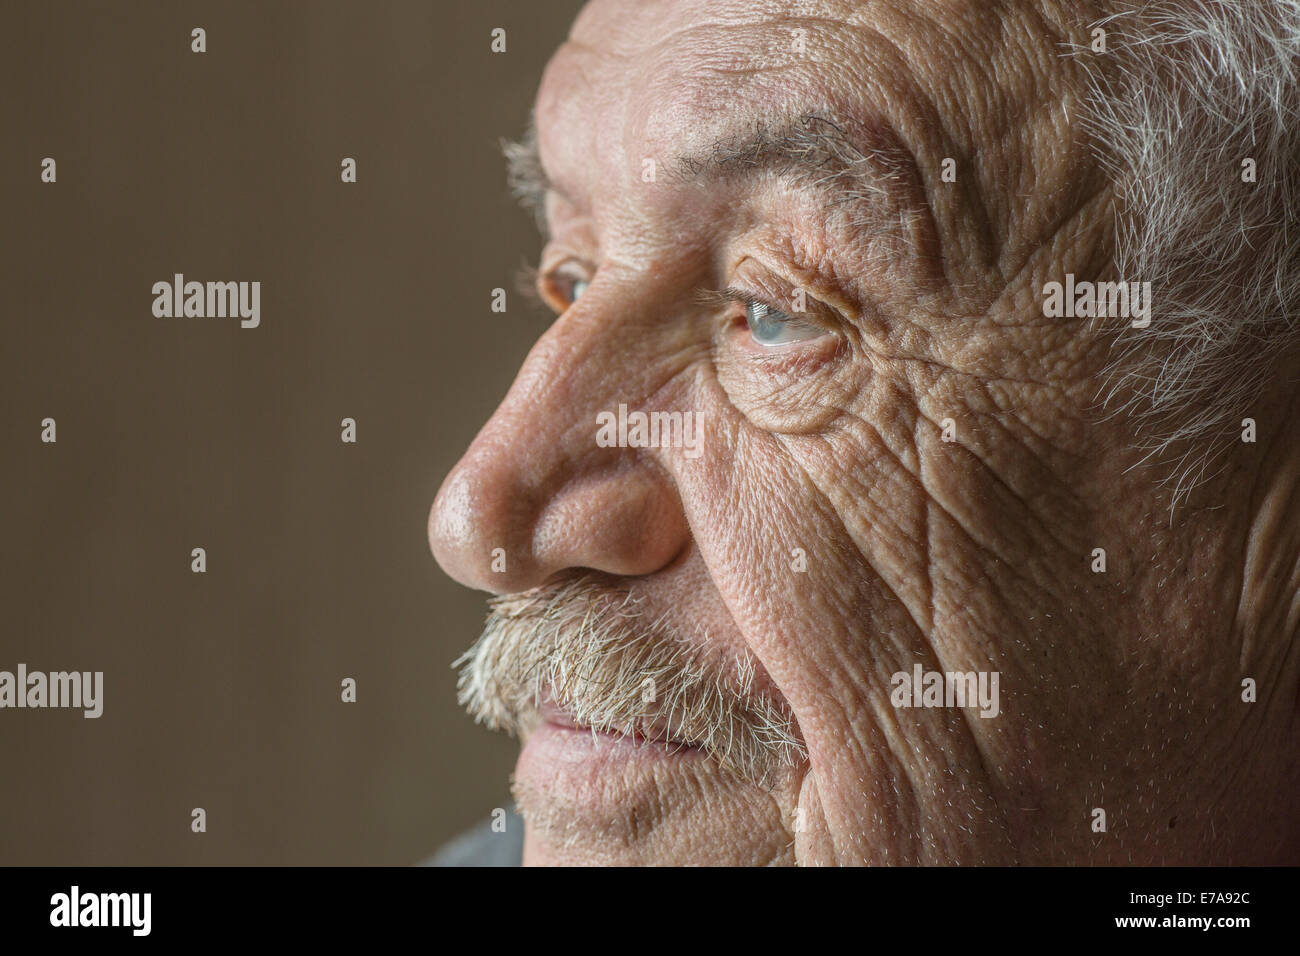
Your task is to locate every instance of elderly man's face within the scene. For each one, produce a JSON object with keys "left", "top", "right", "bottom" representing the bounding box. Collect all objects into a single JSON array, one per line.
[{"left": 430, "top": 0, "right": 1296, "bottom": 865}]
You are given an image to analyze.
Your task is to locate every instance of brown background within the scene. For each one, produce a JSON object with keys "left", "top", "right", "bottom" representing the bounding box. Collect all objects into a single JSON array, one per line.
[{"left": 0, "top": 0, "right": 584, "bottom": 865}]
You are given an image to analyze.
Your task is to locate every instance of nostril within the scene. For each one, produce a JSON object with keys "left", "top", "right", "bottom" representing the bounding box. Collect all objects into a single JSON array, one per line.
[{"left": 530, "top": 468, "right": 690, "bottom": 580}]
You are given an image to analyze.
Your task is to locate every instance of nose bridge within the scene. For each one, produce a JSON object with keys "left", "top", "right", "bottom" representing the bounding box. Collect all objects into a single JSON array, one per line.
[
  {"left": 495, "top": 273, "right": 684, "bottom": 484},
  {"left": 534, "top": 309, "right": 643, "bottom": 425},
  {"left": 429, "top": 271, "right": 696, "bottom": 593}
]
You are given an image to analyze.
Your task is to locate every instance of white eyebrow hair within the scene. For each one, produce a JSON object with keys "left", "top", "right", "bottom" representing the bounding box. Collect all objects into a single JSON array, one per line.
[
  {"left": 503, "top": 120, "right": 549, "bottom": 234},
  {"left": 503, "top": 110, "right": 918, "bottom": 238},
  {"left": 677, "top": 111, "right": 926, "bottom": 235},
  {"left": 679, "top": 111, "right": 913, "bottom": 195}
]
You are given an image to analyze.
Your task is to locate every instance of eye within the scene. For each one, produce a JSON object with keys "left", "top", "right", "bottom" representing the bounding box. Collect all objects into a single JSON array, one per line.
[
  {"left": 744, "top": 299, "right": 824, "bottom": 347},
  {"left": 537, "top": 268, "right": 591, "bottom": 313}
]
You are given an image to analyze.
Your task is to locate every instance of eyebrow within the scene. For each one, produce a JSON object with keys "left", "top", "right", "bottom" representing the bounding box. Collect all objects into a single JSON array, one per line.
[
  {"left": 503, "top": 123, "right": 550, "bottom": 232},
  {"left": 503, "top": 111, "right": 919, "bottom": 236},
  {"left": 682, "top": 112, "right": 917, "bottom": 211}
]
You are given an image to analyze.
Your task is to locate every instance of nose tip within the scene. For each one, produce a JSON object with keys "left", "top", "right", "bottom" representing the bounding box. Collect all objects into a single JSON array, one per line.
[
  {"left": 428, "top": 440, "right": 692, "bottom": 595},
  {"left": 427, "top": 463, "right": 520, "bottom": 593}
]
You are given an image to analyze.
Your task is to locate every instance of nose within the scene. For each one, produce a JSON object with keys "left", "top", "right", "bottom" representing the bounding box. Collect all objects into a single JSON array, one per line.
[{"left": 428, "top": 282, "right": 693, "bottom": 594}]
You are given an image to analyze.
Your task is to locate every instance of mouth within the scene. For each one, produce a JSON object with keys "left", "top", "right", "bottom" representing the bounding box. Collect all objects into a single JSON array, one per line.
[
  {"left": 513, "top": 693, "right": 711, "bottom": 820},
  {"left": 535, "top": 696, "right": 704, "bottom": 755}
]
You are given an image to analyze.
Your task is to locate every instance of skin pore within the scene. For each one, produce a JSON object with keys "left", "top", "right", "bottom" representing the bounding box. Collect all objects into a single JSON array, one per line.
[{"left": 429, "top": 0, "right": 1300, "bottom": 865}]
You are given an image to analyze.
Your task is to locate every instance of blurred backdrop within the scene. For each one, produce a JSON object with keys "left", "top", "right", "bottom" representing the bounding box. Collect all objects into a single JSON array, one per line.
[{"left": 0, "top": 0, "right": 584, "bottom": 864}]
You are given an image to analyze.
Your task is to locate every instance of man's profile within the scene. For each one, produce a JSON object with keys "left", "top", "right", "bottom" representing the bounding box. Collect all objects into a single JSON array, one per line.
[{"left": 428, "top": 0, "right": 1300, "bottom": 866}]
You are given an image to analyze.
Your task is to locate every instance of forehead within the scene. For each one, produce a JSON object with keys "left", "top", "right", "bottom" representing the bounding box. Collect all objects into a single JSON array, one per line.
[{"left": 533, "top": 0, "right": 1058, "bottom": 198}]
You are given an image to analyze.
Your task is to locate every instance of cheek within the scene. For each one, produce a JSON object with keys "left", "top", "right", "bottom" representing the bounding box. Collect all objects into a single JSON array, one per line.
[
  {"left": 677, "top": 368, "right": 924, "bottom": 693},
  {"left": 684, "top": 352, "right": 937, "bottom": 637}
]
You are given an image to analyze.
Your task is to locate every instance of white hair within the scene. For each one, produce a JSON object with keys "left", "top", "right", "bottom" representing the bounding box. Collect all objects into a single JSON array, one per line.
[
  {"left": 1075, "top": 0, "right": 1300, "bottom": 508},
  {"left": 455, "top": 572, "right": 806, "bottom": 786}
]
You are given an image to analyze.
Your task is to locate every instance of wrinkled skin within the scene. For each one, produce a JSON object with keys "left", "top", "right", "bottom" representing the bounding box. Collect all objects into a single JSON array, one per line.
[{"left": 429, "top": 0, "right": 1300, "bottom": 865}]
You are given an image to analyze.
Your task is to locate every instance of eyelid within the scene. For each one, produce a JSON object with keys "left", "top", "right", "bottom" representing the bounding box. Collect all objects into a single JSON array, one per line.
[{"left": 699, "top": 285, "right": 835, "bottom": 333}]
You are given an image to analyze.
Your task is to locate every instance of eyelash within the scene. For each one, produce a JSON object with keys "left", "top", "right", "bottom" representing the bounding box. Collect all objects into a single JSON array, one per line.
[{"left": 710, "top": 287, "right": 782, "bottom": 310}]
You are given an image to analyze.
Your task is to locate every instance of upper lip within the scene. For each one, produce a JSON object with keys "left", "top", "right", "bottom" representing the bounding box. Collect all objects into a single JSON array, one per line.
[{"left": 539, "top": 696, "right": 696, "bottom": 750}]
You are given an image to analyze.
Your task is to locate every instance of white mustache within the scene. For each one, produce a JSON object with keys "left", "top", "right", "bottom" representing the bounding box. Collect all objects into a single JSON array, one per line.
[{"left": 454, "top": 572, "right": 806, "bottom": 786}]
